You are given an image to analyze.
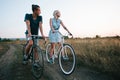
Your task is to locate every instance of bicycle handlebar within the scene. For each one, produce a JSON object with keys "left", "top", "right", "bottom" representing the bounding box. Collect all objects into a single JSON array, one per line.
[
  {"left": 27, "top": 35, "right": 47, "bottom": 44},
  {"left": 31, "top": 35, "right": 44, "bottom": 39},
  {"left": 58, "top": 31, "right": 73, "bottom": 39}
]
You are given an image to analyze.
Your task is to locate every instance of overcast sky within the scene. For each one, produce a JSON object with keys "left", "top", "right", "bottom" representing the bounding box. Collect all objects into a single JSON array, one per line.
[{"left": 0, "top": 0, "right": 120, "bottom": 38}]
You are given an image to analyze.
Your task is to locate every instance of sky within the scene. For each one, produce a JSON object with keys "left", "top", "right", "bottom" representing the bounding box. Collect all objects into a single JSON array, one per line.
[{"left": 0, "top": 0, "right": 120, "bottom": 38}]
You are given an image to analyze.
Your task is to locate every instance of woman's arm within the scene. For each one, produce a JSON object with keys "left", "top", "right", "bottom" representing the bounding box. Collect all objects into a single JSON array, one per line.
[
  {"left": 50, "top": 18, "right": 55, "bottom": 33},
  {"left": 60, "top": 20, "right": 72, "bottom": 35}
]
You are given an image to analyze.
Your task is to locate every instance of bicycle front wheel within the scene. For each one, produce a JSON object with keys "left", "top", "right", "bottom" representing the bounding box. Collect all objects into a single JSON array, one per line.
[
  {"left": 59, "top": 44, "right": 76, "bottom": 75},
  {"left": 32, "top": 46, "right": 44, "bottom": 79}
]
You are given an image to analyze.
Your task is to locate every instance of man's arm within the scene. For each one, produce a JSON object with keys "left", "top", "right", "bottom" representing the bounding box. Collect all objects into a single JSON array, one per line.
[
  {"left": 25, "top": 20, "right": 31, "bottom": 37},
  {"left": 39, "top": 22, "right": 45, "bottom": 37}
]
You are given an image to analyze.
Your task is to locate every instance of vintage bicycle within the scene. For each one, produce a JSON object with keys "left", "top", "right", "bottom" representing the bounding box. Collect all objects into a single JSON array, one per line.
[
  {"left": 23, "top": 35, "right": 45, "bottom": 79},
  {"left": 46, "top": 31, "right": 76, "bottom": 75}
]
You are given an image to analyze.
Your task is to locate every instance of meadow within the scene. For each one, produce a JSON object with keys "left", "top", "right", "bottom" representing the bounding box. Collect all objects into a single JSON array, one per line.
[
  {"left": 67, "top": 37, "right": 120, "bottom": 77},
  {"left": 38, "top": 37, "right": 120, "bottom": 78},
  {"left": 0, "top": 42, "right": 9, "bottom": 57},
  {"left": 0, "top": 37, "right": 120, "bottom": 78}
]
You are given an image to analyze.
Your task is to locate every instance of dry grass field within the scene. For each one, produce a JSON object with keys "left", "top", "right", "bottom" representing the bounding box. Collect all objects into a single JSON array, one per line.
[
  {"left": 67, "top": 38, "right": 120, "bottom": 77},
  {"left": 0, "top": 38, "right": 119, "bottom": 79},
  {"left": 18, "top": 37, "right": 120, "bottom": 77},
  {"left": 0, "top": 42, "right": 9, "bottom": 57}
]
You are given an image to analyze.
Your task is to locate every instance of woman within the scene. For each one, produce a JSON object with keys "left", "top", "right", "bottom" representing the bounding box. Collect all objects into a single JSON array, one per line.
[{"left": 49, "top": 10, "right": 72, "bottom": 64}]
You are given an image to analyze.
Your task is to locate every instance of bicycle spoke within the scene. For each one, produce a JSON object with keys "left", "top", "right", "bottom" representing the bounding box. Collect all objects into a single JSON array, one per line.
[
  {"left": 32, "top": 46, "right": 44, "bottom": 79},
  {"left": 59, "top": 44, "right": 76, "bottom": 75}
]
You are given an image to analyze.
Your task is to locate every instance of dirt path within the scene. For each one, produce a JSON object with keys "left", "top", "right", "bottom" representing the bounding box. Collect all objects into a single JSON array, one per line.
[
  {"left": 0, "top": 44, "right": 116, "bottom": 80},
  {"left": 0, "top": 45, "right": 16, "bottom": 80},
  {"left": 44, "top": 59, "right": 115, "bottom": 80}
]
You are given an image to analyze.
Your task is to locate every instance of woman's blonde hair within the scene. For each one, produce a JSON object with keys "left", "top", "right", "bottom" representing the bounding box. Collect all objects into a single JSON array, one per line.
[{"left": 53, "top": 10, "right": 60, "bottom": 17}]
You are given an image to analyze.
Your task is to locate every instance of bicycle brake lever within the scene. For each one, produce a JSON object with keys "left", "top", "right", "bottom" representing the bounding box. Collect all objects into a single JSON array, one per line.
[{"left": 68, "top": 33, "right": 73, "bottom": 39}]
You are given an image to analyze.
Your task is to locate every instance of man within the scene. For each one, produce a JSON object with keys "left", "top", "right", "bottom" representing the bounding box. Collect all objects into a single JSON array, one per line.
[{"left": 23, "top": 4, "right": 45, "bottom": 65}]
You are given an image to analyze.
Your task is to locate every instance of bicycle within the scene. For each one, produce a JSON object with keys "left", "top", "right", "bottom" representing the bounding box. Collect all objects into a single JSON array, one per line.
[
  {"left": 23, "top": 35, "right": 44, "bottom": 79},
  {"left": 46, "top": 31, "right": 76, "bottom": 75}
]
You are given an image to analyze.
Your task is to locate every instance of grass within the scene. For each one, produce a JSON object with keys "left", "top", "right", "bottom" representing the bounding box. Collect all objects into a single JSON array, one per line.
[
  {"left": 0, "top": 42, "right": 9, "bottom": 57},
  {"left": 1, "top": 38, "right": 119, "bottom": 78},
  {"left": 66, "top": 38, "right": 120, "bottom": 78},
  {"left": 36, "top": 38, "right": 120, "bottom": 78}
]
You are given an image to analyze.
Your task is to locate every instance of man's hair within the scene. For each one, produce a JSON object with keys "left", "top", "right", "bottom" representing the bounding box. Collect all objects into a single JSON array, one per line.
[{"left": 32, "top": 4, "right": 40, "bottom": 12}]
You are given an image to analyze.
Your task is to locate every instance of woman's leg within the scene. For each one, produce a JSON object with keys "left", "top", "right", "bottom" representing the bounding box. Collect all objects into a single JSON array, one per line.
[{"left": 50, "top": 43, "right": 55, "bottom": 58}]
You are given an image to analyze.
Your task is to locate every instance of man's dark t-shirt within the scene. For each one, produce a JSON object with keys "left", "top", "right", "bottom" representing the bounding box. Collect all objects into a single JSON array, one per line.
[{"left": 24, "top": 14, "right": 42, "bottom": 35}]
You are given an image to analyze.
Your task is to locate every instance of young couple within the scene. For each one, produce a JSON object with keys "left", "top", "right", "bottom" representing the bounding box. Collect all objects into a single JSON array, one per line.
[{"left": 23, "top": 4, "right": 72, "bottom": 65}]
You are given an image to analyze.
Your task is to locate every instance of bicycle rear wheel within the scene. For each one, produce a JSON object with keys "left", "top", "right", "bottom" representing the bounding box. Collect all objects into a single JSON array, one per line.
[
  {"left": 46, "top": 43, "right": 51, "bottom": 62},
  {"left": 32, "top": 46, "right": 44, "bottom": 79},
  {"left": 59, "top": 44, "right": 76, "bottom": 75}
]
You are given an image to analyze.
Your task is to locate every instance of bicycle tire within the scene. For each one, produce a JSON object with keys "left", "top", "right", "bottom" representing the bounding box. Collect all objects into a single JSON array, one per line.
[
  {"left": 46, "top": 43, "right": 51, "bottom": 62},
  {"left": 22, "top": 42, "right": 28, "bottom": 61},
  {"left": 32, "top": 46, "right": 44, "bottom": 79},
  {"left": 23, "top": 45, "right": 26, "bottom": 58},
  {"left": 59, "top": 44, "right": 76, "bottom": 75}
]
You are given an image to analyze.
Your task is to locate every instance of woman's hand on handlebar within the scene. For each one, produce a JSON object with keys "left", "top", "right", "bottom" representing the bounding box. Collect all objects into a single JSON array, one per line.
[{"left": 68, "top": 32, "right": 73, "bottom": 38}]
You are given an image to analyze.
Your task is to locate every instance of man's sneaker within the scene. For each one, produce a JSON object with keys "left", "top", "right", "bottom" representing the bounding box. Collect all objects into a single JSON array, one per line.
[
  {"left": 23, "top": 60, "right": 28, "bottom": 65},
  {"left": 33, "top": 60, "right": 41, "bottom": 68},
  {"left": 62, "top": 55, "right": 69, "bottom": 60},
  {"left": 33, "top": 62, "right": 40, "bottom": 68},
  {"left": 24, "top": 55, "right": 28, "bottom": 60},
  {"left": 22, "top": 55, "right": 28, "bottom": 65}
]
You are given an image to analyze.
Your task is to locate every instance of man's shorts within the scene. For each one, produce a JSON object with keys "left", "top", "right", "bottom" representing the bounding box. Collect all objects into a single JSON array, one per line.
[{"left": 27, "top": 37, "right": 39, "bottom": 45}]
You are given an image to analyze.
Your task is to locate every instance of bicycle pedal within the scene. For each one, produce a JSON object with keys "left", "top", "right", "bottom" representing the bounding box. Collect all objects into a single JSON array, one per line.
[{"left": 29, "top": 59, "right": 32, "bottom": 62}]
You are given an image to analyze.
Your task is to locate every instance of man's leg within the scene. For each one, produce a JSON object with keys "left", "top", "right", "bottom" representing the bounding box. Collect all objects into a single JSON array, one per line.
[
  {"left": 25, "top": 40, "right": 33, "bottom": 56},
  {"left": 23, "top": 40, "right": 33, "bottom": 64}
]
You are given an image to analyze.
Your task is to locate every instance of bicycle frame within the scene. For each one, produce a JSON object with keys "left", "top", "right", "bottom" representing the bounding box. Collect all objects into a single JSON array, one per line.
[
  {"left": 46, "top": 32, "right": 76, "bottom": 75},
  {"left": 23, "top": 34, "right": 45, "bottom": 78},
  {"left": 53, "top": 31, "right": 69, "bottom": 57},
  {"left": 25, "top": 35, "right": 45, "bottom": 59}
]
